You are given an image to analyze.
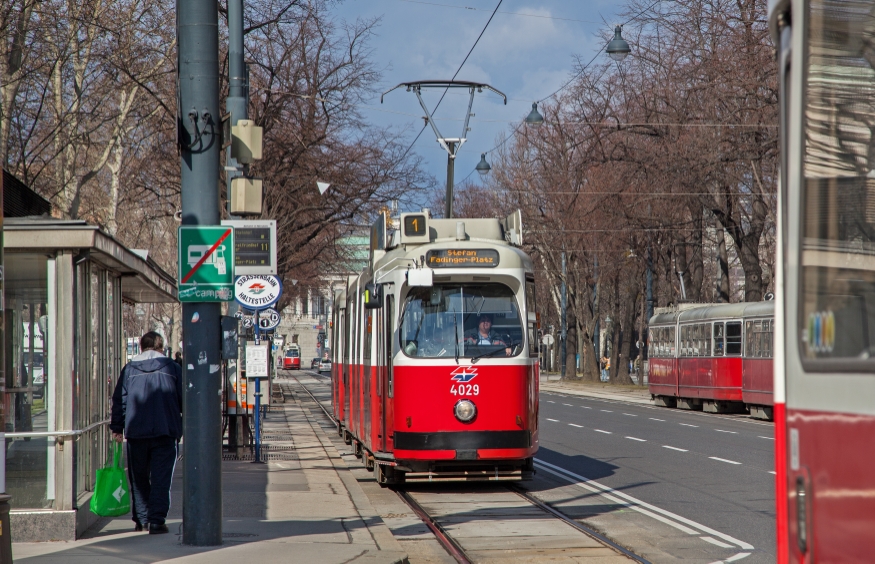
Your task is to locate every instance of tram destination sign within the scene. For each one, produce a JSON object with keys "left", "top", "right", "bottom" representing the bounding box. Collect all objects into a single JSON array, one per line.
[
  {"left": 426, "top": 249, "right": 500, "bottom": 268},
  {"left": 221, "top": 219, "right": 277, "bottom": 275}
]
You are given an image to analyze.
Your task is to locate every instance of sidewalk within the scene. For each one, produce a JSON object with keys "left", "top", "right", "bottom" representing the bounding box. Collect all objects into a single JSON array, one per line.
[
  {"left": 12, "top": 387, "right": 408, "bottom": 564},
  {"left": 540, "top": 374, "right": 653, "bottom": 405}
]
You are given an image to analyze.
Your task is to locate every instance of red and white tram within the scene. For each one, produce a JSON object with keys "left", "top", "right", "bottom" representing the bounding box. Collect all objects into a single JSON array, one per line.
[
  {"left": 331, "top": 211, "right": 539, "bottom": 484},
  {"left": 648, "top": 301, "right": 775, "bottom": 419},
  {"left": 770, "top": 0, "right": 875, "bottom": 559}
]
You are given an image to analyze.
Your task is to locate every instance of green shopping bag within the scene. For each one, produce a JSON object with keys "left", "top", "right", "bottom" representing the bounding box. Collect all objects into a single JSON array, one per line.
[{"left": 90, "top": 442, "right": 131, "bottom": 517}]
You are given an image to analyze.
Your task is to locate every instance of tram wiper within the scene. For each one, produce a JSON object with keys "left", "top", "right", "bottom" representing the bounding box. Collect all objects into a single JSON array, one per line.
[
  {"left": 470, "top": 347, "right": 506, "bottom": 364},
  {"left": 453, "top": 309, "right": 460, "bottom": 364}
]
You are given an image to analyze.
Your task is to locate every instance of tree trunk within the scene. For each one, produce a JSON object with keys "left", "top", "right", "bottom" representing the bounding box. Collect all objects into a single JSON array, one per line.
[
  {"left": 564, "top": 303, "right": 578, "bottom": 379},
  {"left": 716, "top": 219, "right": 730, "bottom": 302},
  {"left": 613, "top": 279, "right": 637, "bottom": 385}
]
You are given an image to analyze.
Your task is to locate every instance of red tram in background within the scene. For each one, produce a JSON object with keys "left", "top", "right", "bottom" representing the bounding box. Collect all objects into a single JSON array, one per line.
[
  {"left": 331, "top": 210, "right": 539, "bottom": 485},
  {"left": 648, "top": 301, "right": 775, "bottom": 419},
  {"left": 770, "top": 0, "right": 875, "bottom": 559}
]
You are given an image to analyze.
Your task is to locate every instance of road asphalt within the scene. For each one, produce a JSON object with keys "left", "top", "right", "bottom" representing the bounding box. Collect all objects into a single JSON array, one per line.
[{"left": 536, "top": 388, "right": 775, "bottom": 563}]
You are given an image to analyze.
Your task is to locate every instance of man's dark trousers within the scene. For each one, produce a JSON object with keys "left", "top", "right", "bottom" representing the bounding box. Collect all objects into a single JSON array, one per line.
[{"left": 126, "top": 436, "right": 178, "bottom": 526}]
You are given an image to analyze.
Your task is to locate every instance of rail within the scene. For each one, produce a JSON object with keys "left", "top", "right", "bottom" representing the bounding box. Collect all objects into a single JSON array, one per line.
[
  {"left": 510, "top": 485, "right": 651, "bottom": 564},
  {"left": 5, "top": 419, "right": 109, "bottom": 440}
]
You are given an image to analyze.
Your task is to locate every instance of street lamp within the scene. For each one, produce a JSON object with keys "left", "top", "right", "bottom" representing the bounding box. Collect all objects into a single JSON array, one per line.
[
  {"left": 525, "top": 102, "right": 544, "bottom": 126},
  {"left": 606, "top": 25, "right": 631, "bottom": 61},
  {"left": 475, "top": 153, "right": 491, "bottom": 176}
]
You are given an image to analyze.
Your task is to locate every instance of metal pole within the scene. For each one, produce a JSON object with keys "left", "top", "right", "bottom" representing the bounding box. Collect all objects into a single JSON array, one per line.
[
  {"left": 252, "top": 310, "right": 263, "bottom": 464},
  {"left": 0, "top": 166, "right": 12, "bottom": 564},
  {"left": 561, "top": 252, "right": 567, "bottom": 379},
  {"left": 226, "top": 0, "right": 248, "bottom": 455},
  {"left": 445, "top": 142, "right": 456, "bottom": 219},
  {"left": 178, "top": 0, "right": 222, "bottom": 546}
]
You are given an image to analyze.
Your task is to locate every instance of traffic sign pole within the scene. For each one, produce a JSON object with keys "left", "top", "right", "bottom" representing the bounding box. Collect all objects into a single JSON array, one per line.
[{"left": 178, "top": 0, "right": 222, "bottom": 546}]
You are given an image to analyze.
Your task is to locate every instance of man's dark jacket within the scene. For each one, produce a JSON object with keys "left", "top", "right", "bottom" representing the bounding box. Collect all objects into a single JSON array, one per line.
[{"left": 110, "top": 352, "right": 183, "bottom": 439}]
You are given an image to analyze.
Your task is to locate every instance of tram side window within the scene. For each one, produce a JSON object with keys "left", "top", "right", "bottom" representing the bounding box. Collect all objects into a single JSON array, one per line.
[
  {"left": 725, "top": 322, "right": 742, "bottom": 356},
  {"left": 800, "top": 1, "right": 875, "bottom": 363},
  {"left": 745, "top": 319, "right": 774, "bottom": 358},
  {"left": 713, "top": 323, "right": 725, "bottom": 356}
]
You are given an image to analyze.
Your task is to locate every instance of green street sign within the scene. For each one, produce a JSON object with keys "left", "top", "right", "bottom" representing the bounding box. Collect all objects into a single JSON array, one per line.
[{"left": 178, "top": 226, "right": 235, "bottom": 302}]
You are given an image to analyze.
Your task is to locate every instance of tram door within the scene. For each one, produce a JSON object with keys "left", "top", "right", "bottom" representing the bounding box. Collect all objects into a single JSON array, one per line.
[
  {"left": 362, "top": 298, "right": 372, "bottom": 448},
  {"left": 379, "top": 294, "right": 394, "bottom": 452}
]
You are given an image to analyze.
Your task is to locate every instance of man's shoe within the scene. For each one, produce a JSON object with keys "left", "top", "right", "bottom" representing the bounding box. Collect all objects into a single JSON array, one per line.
[
  {"left": 134, "top": 523, "right": 144, "bottom": 532},
  {"left": 149, "top": 523, "right": 169, "bottom": 535}
]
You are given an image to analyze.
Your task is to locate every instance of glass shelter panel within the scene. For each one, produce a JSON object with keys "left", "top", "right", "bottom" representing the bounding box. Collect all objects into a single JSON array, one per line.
[{"left": 4, "top": 253, "right": 51, "bottom": 508}]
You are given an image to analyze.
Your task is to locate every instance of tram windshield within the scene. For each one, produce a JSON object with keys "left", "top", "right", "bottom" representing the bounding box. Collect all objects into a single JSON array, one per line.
[
  {"left": 801, "top": 0, "right": 875, "bottom": 362},
  {"left": 400, "top": 283, "right": 523, "bottom": 359}
]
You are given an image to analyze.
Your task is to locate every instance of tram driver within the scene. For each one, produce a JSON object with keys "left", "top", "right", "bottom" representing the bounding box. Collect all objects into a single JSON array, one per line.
[{"left": 464, "top": 314, "right": 512, "bottom": 356}]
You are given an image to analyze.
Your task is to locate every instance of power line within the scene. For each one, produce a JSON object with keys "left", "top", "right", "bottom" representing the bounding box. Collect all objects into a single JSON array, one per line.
[
  {"left": 456, "top": 0, "right": 666, "bottom": 181},
  {"left": 398, "top": 0, "right": 601, "bottom": 24},
  {"left": 394, "top": 0, "right": 505, "bottom": 172}
]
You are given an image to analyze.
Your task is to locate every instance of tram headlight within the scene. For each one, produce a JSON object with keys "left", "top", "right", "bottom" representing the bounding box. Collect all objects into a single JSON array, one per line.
[{"left": 454, "top": 399, "right": 477, "bottom": 423}]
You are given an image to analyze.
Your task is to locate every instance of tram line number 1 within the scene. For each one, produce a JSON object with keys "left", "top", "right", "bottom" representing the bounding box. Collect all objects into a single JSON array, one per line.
[{"left": 451, "top": 384, "right": 480, "bottom": 396}]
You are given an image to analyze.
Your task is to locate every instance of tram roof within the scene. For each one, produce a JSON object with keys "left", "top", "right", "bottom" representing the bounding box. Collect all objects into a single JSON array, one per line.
[
  {"left": 650, "top": 300, "right": 775, "bottom": 326},
  {"left": 373, "top": 216, "right": 533, "bottom": 274}
]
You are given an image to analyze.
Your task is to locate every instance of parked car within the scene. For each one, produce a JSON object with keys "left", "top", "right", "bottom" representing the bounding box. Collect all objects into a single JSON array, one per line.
[
  {"left": 310, "top": 358, "right": 321, "bottom": 370},
  {"left": 319, "top": 358, "right": 332, "bottom": 373}
]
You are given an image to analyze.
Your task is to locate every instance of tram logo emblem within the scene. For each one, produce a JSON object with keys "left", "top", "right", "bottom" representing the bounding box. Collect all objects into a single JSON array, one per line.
[
  {"left": 247, "top": 282, "right": 267, "bottom": 294},
  {"left": 450, "top": 366, "right": 478, "bottom": 383}
]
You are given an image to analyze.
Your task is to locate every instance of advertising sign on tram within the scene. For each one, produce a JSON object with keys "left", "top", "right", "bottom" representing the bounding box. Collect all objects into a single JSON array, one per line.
[{"left": 234, "top": 275, "right": 282, "bottom": 309}]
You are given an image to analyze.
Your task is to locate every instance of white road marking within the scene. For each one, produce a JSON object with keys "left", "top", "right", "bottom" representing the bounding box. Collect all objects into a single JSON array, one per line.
[
  {"left": 594, "top": 429, "right": 612, "bottom": 434},
  {"left": 563, "top": 403, "right": 573, "bottom": 406},
  {"left": 710, "top": 457, "right": 742, "bottom": 465},
  {"left": 715, "top": 429, "right": 737, "bottom": 434},
  {"left": 535, "top": 460, "right": 754, "bottom": 550},
  {"left": 625, "top": 436, "right": 646, "bottom": 442},
  {"left": 663, "top": 445, "right": 688, "bottom": 452},
  {"left": 649, "top": 417, "right": 665, "bottom": 421},
  {"left": 679, "top": 423, "right": 699, "bottom": 427},
  {"left": 569, "top": 423, "right": 583, "bottom": 428},
  {"left": 546, "top": 400, "right": 555, "bottom": 403},
  {"left": 601, "top": 409, "right": 613, "bottom": 413},
  {"left": 768, "top": 471, "right": 776, "bottom": 475},
  {"left": 758, "top": 436, "right": 774, "bottom": 440},
  {"left": 701, "top": 536, "right": 734, "bottom": 548},
  {"left": 546, "top": 418, "right": 559, "bottom": 422},
  {"left": 623, "top": 413, "right": 637, "bottom": 417},
  {"left": 723, "top": 553, "right": 752, "bottom": 562},
  {"left": 581, "top": 406, "right": 592, "bottom": 409}
]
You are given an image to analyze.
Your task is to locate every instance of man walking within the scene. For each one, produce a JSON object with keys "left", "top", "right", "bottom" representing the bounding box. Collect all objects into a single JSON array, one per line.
[{"left": 110, "top": 331, "right": 182, "bottom": 534}]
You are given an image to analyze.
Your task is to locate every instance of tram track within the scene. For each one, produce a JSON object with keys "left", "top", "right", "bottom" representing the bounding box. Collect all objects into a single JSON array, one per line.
[{"left": 285, "top": 370, "right": 645, "bottom": 563}]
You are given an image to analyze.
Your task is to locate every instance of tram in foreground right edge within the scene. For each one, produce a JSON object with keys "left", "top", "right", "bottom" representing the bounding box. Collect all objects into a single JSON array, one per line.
[{"left": 770, "top": 0, "right": 875, "bottom": 560}]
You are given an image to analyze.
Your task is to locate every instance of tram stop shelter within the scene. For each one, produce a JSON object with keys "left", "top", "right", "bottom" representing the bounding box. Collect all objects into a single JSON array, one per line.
[{"left": 3, "top": 216, "right": 177, "bottom": 541}]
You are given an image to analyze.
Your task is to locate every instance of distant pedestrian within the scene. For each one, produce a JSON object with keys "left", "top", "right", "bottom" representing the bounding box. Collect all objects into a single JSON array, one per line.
[
  {"left": 174, "top": 352, "right": 183, "bottom": 367},
  {"left": 601, "top": 356, "right": 610, "bottom": 382},
  {"left": 110, "top": 331, "right": 182, "bottom": 534}
]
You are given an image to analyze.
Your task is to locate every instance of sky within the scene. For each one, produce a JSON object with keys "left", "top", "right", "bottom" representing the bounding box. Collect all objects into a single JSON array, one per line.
[{"left": 328, "top": 0, "right": 628, "bottom": 208}]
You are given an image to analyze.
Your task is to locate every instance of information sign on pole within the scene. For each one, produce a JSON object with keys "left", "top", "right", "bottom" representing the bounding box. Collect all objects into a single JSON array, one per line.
[
  {"left": 221, "top": 219, "right": 277, "bottom": 275},
  {"left": 178, "top": 226, "right": 235, "bottom": 302},
  {"left": 245, "top": 343, "right": 270, "bottom": 378}
]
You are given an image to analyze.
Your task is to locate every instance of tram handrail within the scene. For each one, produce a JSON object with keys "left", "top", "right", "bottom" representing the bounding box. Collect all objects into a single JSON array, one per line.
[{"left": 5, "top": 418, "right": 109, "bottom": 439}]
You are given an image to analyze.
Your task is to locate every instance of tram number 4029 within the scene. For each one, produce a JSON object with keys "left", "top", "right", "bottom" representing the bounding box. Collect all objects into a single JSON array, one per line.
[{"left": 450, "top": 384, "right": 480, "bottom": 396}]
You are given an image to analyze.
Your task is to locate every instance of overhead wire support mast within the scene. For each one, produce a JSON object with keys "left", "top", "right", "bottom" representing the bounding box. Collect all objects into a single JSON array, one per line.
[{"left": 381, "top": 80, "right": 506, "bottom": 219}]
